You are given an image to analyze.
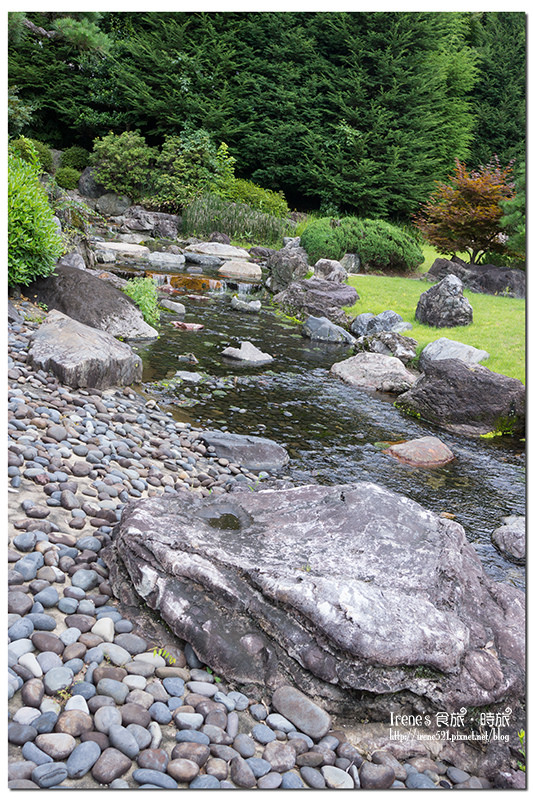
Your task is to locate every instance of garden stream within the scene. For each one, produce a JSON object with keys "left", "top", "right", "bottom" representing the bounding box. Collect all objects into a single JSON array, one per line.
[{"left": 111, "top": 257, "right": 525, "bottom": 592}]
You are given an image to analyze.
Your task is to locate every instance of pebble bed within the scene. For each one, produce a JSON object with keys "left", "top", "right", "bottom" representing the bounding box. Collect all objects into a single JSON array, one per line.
[{"left": 8, "top": 302, "right": 496, "bottom": 789}]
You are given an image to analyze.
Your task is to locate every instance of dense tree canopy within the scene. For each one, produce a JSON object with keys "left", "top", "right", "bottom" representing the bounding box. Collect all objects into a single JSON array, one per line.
[{"left": 8, "top": 11, "right": 526, "bottom": 219}]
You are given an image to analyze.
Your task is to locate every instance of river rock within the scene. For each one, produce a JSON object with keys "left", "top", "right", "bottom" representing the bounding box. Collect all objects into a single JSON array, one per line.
[
  {"left": 91, "top": 747, "right": 132, "bottom": 784},
  {"left": 331, "top": 352, "right": 417, "bottom": 393},
  {"left": 27, "top": 310, "right": 143, "bottom": 390},
  {"left": 221, "top": 341, "right": 273, "bottom": 363},
  {"left": 395, "top": 358, "right": 525, "bottom": 436},
  {"left": 302, "top": 316, "right": 355, "bottom": 345},
  {"left": 148, "top": 251, "right": 185, "bottom": 267},
  {"left": 219, "top": 261, "right": 262, "bottom": 280},
  {"left": 415, "top": 275, "right": 473, "bottom": 327},
  {"left": 355, "top": 331, "right": 418, "bottom": 364},
  {"left": 28, "top": 266, "right": 158, "bottom": 339},
  {"left": 103, "top": 483, "right": 525, "bottom": 716},
  {"left": 66, "top": 740, "right": 101, "bottom": 778},
  {"left": 383, "top": 436, "right": 455, "bottom": 468},
  {"left": 159, "top": 299, "right": 186, "bottom": 315},
  {"left": 313, "top": 258, "right": 347, "bottom": 283},
  {"left": 199, "top": 430, "right": 289, "bottom": 471},
  {"left": 419, "top": 337, "right": 490, "bottom": 370},
  {"left": 265, "top": 245, "right": 309, "bottom": 293},
  {"left": 274, "top": 278, "right": 359, "bottom": 326},
  {"left": 272, "top": 686, "right": 330, "bottom": 740},
  {"left": 491, "top": 516, "right": 525, "bottom": 565},
  {"left": 230, "top": 295, "right": 261, "bottom": 313},
  {"left": 122, "top": 205, "right": 182, "bottom": 239},
  {"left": 186, "top": 242, "right": 250, "bottom": 260}
]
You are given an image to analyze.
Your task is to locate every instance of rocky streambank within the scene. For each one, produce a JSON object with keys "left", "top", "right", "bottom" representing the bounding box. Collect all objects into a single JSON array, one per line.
[{"left": 7, "top": 297, "right": 526, "bottom": 790}]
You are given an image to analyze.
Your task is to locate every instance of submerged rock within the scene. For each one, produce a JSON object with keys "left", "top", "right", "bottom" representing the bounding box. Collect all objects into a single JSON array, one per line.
[
  {"left": 199, "top": 430, "right": 289, "bottom": 471},
  {"left": 104, "top": 483, "right": 524, "bottom": 716},
  {"left": 491, "top": 516, "right": 525, "bottom": 565},
  {"left": 383, "top": 436, "right": 455, "bottom": 468},
  {"left": 221, "top": 341, "right": 273, "bottom": 363},
  {"left": 331, "top": 352, "right": 417, "bottom": 393}
]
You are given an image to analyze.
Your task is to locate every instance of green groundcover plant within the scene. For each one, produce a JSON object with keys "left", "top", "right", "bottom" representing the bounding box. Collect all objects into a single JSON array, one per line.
[
  {"left": 8, "top": 140, "right": 64, "bottom": 287},
  {"left": 121, "top": 277, "right": 160, "bottom": 328}
]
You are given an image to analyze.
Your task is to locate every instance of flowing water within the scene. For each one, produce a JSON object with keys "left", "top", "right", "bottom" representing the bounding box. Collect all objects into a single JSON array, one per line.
[{"left": 113, "top": 257, "right": 525, "bottom": 591}]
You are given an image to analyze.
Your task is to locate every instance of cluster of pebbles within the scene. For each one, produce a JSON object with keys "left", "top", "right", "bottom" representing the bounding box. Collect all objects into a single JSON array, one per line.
[{"left": 8, "top": 302, "right": 494, "bottom": 789}]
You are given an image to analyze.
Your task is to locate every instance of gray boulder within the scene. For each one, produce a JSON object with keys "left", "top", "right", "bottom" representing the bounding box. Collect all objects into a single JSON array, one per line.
[
  {"left": 8, "top": 301, "right": 23, "bottom": 324},
  {"left": 415, "top": 275, "right": 473, "bottom": 327},
  {"left": 103, "top": 483, "right": 524, "bottom": 716},
  {"left": 184, "top": 252, "right": 224, "bottom": 268},
  {"left": 419, "top": 338, "right": 489, "bottom": 371},
  {"left": 265, "top": 245, "right": 309, "bottom": 293},
  {"left": 28, "top": 310, "right": 142, "bottom": 389},
  {"left": 95, "top": 193, "right": 132, "bottom": 217},
  {"left": 331, "top": 352, "right": 417, "bottom": 394},
  {"left": 148, "top": 251, "right": 186, "bottom": 268},
  {"left": 340, "top": 253, "right": 361, "bottom": 273},
  {"left": 56, "top": 251, "right": 86, "bottom": 271},
  {"left": 274, "top": 279, "right": 359, "bottom": 327},
  {"left": 28, "top": 266, "right": 158, "bottom": 340},
  {"left": 159, "top": 299, "right": 186, "bottom": 315},
  {"left": 491, "top": 517, "right": 525, "bottom": 565},
  {"left": 355, "top": 331, "right": 418, "bottom": 364},
  {"left": 198, "top": 430, "right": 289, "bottom": 471},
  {"left": 428, "top": 257, "right": 526, "bottom": 299},
  {"left": 350, "top": 310, "right": 406, "bottom": 337},
  {"left": 395, "top": 359, "right": 525, "bottom": 436},
  {"left": 302, "top": 316, "right": 355, "bottom": 345},
  {"left": 78, "top": 167, "right": 107, "bottom": 199},
  {"left": 122, "top": 206, "right": 182, "bottom": 240},
  {"left": 313, "top": 259, "right": 348, "bottom": 283}
]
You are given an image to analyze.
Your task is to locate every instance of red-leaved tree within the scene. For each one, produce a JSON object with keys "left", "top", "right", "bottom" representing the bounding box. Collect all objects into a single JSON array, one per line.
[{"left": 414, "top": 157, "right": 515, "bottom": 264}]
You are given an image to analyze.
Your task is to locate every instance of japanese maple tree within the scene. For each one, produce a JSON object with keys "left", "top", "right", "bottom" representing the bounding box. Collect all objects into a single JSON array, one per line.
[{"left": 414, "top": 157, "right": 515, "bottom": 264}]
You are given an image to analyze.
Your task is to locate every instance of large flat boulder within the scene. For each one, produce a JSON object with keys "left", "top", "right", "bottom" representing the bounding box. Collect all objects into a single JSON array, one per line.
[
  {"left": 218, "top": 261, "right": 262, "bottom": 281},
  {"left": 103, "top": 483, "right": 524, "bottom": 716},
  {"left": 28, "top": 310, "right": 142, "bottom": 389},
  {"left": 29, "top": 265, "right": 158, "bottom": 340},
  {"left": 198, "top": 430, "right": 289, "bottom": 471},
  {"left": 274, "top": 278, "right": 359, "bottom": 327},
  {"left": 395, "top": 359, "right": 525, "bottom": 436},
  {"left": 185, "top": 242, "right": 250, "bottom": 261},
  {"left": 93, "top": 241, "right": 150, "bottom": 260},
  {"left": 331, "top": 352, "right": 417, "bottom": 393}
]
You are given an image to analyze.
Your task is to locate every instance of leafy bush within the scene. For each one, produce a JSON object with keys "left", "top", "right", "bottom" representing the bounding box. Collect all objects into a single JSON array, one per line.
[
  {"left": 55, "top": 166, "right": 82, "bottom": 190},
  {"left": 90, "top": 130, "right": 155, "bottom": 201},
  {"left": 8, "top": 143, "right": 64, "bottom": 287},
  {"left": 8, "top": 86, "right": 33, "bottom": 138},
  {"left": 121, "top": 277, "right": 160, "bottom": 327},
  {"left": 182, "top": 193, "right": 289, "bottom": 247},
  {"left": 60, "top": 145, "right": 90, "bottom": 171},
  {"left": 500, "top": 160, "right": 525, "bottom": 262},
  {"left": 10, "top": 136, "right": 54, "bottom": 173},
  {"left": 300, "top": 216, "right": 424, "bottom": 272},
  {"left": 222, "top": 179, "right": 290, "bottom": 218}
]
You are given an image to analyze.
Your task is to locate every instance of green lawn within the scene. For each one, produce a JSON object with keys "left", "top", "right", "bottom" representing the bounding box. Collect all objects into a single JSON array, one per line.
[{"left": 345, "top": 274, "right": 525, "bottom": 384}]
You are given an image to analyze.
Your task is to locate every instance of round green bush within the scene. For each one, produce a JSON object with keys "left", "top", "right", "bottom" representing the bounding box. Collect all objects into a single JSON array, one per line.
[
  {"left": 55, "top": 166, "right": 82, "bottom": 190},
  {"left": 8, "top": 147, "right": 64, "bottom": 287},
  {"left": 300, "top": 216, "right": 424, "bottom": 273},
  {"left": 60, "top": 145, "right": 90, "bottom": 171},
  {"left": 10, "top": 136, "right": 54, "bottom": 174}
]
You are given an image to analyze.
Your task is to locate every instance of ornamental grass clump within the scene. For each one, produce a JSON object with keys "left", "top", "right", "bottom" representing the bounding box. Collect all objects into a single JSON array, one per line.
[
  {"left": 182, "top": 192, "right": 289, "bottom": 247},
  {"left": 8, "top": 139, "right": 64, "bottom": 287}
]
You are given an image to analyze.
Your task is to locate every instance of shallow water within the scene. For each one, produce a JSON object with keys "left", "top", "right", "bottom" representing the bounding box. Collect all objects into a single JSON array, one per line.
[{"left": 119, "top": 260, "right": 525, "bottom": 591}]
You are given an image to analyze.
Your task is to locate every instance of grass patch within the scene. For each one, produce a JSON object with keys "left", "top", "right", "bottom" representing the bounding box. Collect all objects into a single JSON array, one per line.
[{"left": 345, "top": 274, "right": 525, "bottom": 384}]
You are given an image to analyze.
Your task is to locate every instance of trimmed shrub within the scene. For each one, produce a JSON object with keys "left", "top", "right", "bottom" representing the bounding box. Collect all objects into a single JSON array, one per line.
[
  {"left": 182, "top": 193, "right": 289, "bottom": 247},
  {"left": 121, "top": 277, "right": 160, "bottom": 327},
  {"left": 10, "top": 136, "right": 54, "bottom": 174},
  {"left": 90, "top": 130, "right": 156, "bottom": 201},
  {"left": 55, "top": 166, "right": 82, "bottom": 190},
  {"left": 60, "top": 145, "right": 90, "bottom": 171},
  {"left": 8, "top": 144, "right": 64, "bottom": 287},
  {"left": 300, "top": 216, "right": 424, "bottom": 273}
]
